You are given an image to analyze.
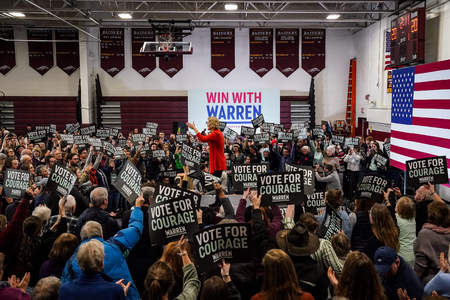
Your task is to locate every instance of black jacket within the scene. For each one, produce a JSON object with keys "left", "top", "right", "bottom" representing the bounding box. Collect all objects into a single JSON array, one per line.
[
  {"left": 290, "top": 255, "right": 328, "bottom": 300},
  {"left": 75, "top": 207, "right": 120, "bottom": 240}
]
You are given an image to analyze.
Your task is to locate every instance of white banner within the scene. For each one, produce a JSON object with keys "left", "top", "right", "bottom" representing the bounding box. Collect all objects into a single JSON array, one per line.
[{"left": 188, "top": 89, "right": 280, "bottom": 131}]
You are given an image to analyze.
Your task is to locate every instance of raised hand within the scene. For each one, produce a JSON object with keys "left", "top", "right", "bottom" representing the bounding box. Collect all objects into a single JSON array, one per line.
[
  {"left": 327, "top": 267, "right": 338, "bottom": 288},
  {"left": 116, "top": 279, "right": 131, "bottom": 296}
]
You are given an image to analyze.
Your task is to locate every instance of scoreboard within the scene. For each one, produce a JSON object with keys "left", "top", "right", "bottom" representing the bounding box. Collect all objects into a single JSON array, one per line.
[{"left": 390, "top": 7, "right": 425, "bottom": 66}]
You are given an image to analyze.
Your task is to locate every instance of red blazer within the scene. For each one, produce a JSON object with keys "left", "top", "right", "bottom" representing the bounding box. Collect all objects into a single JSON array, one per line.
[{"left": 196, "top": 129, "right": 226, "bottom": 174}]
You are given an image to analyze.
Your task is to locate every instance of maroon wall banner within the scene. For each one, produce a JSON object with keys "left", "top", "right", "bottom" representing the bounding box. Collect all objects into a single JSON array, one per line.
[
  {"left": 55, "top": 29, "right": 79, "bottom": 76},
  {"left": 28, "top": 29, "right": 53, "bottom": 76},
  {"left": 249, "top": 28, "right": 273, "bottom": 77},
  {"left": 132, "top": 28, "right": 156, "bottom": 77},
  {"left": 301, "top": 29, "right": 326, "bottom": 77},
  {"left": 0, "top": 27, "right": 15, "bottom": 75},
  {"left": 100, "top": 28, "right": 124, "bottom": 77},
  {"left": 159, "top": 54, "right": 183, "bottom": 78},
  {"left": 211, "top": 28, "right": 235, "bottom": 77},
  {"left": 275, "top": 29, "right": 299, "bottom": 77}
]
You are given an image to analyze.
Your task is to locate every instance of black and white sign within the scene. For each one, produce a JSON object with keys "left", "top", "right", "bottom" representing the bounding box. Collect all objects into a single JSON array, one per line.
[
  {"left": 74, "top": 135, "right": 89, "bottom": 148},
  {"left": 118, "top": 138, "right": 127, "bottom": 148},
  {"left": 332, "top": 135, "right": 345, "bottom": 145},
  {"left": 218, "top": 121, "right": 227, "bottom": 131},
  {"left": 110, "top": 128, "right": 119, "bottom": 137},
  {"left": 257, "top": 172, "right": 304, "bottom": 206},
  {"left": 149, "top": 184, "right": 200, "bottom": 245},
  {"left": 47, "top": 164, "right": 77, "bottom": 196},
  {"left": 162, "top": 170, "right": 177, "bottom": 178},
  {"left": 112, "top": 160, "right": 141, "bottom": 204},
  {"left": 296, "top": 128, "right": 308, "bottom": 140},
  {"left": 317, "top": 206, "right": 343, "bottom": 240},
  {"left": 88, "top": 138, "right": 102, "bottom": 151},
  {"left": 260, "top": 122, "right": 273, "bottom": 132},
  {"left": 192, "top": 223, "right": 251, "bottom": 273},
  {"left": 383, "top": 143, "right": 391, "bottom": 156},
  {"left": 252, "top": 114, "right": 264, "bottom": 128},
  {"left": 132, "top": 134, "right": 146, "bottom": 144},
  {"left": 103, "top": 141, "right": 115, "bottom": 157},
  {"left": 374, "top": 154, "right": 388, "bottom": 169},
  {"left": 114, "top": 147, "right": 126, "bottom": 159},
  {"left": 406, "top": 156, "right": 449, "bottom": 188},
  {"left": 152, "top": 150, "right": 165, "bottom": 158},
  {"left": 278, "top": 132, "right": 293, "bottom": 143},
  {"left": 253, "top": 132, "right": 270, "bottom": 144},
  {"left": 27, "top": 130, "right": 47, "bottom": 143},
  {"left": 65, "top": 122, "right": 80, "bottom": 134},
  {"left": 285, "top": 164, "right": 314, "bottom": 195},
  {"left": 357, "top": 175, "right": 389, "bottom": 201},
  {"left": 240, "top": 126, "right": 255, "bottom": 137},
  {"left": 80, "top": 125, "right": 96, "bottom": 136},
  {"left": 60, "top": 134, "right": 74, "bottom": 144},
  {"left": 176, "top": 134, "right": 187, "bottom": 143},
  {"left": 231, "top": 163, "right": 269, "bottom": 192},
  {"left": 291, "top": 122, "right": 305, "bottom": 130},
  {"left": 223, "top": 127, "right": 238, "bottom": 141},
  {"left": 96, "top": 128, "right": 110, "bottom": 139},
  {"left": 305, "top": 191, "right": 325, "bottom": 214},
  {"left": 312, "top": 128, "right": 324, "bottom": 137},
  {"left": 345, "top": 137, "right": 359, "bottom": 147},
  {"left": 271, "top": 124, "right": 284, "bottom": 135},
  {"left": 181, "top": 143, "right": 202, "bottom": 169},
  {"left": 143, "top": 127, "right": 157, "bottom": 137},
  {"left": 4, "top": 169, "right": 30, "bottom": 199},
  {"left": 146, "top": 122, "right": 158, "bottom": 129}
]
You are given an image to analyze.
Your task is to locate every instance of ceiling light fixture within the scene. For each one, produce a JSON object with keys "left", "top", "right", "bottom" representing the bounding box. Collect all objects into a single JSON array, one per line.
[
  {"left": 225, "top": 3, "right": 238, "bottom": 11},
  {"left": 326, "top": 14, "right": 341, "bottom": 20},
  {"left": 118, "top": 13, "right": 132, "bottom": 19},
  {"left": 9, "top": 11, "right": 26, "bottom": 17}
]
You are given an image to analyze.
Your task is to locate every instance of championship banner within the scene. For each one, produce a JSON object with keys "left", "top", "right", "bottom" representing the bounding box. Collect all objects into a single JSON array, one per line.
[
  {"left": 257, "top": 172, "right": 304, "bottom": 206},
  {"left": 231, "top": 163, "right": 269, "bottom": 193},
  {"left": 249, "top": 28, "right": 273, "bottom": 77},
  {"left": 80, "top": 125, "right": 96, "bottom": 136},
  {"left": 192, "top": 223, "right": 251, "bottom": 274},
  {"left": 149, "top": 184, "right": 200, "bottom": 245},
  {"left": 284, "top": 164, "right": 314, "bottom": 195},
  {"left": 4, "top": 169, "right": 30, "bottom": 199},
  {"left": 100, "top": 28, "right": 124, "bottom": 77},
  {"left": 275, "top": 29, "right": 299, "bottom": 77},
  {"left": 301, "top": 29, "right": 326, "bottom": 77},
  {"left": 240, "top": 126, "right": 255, "bottom": 138},
  {"left": 211, "top": 28, "right": 235, "bottom": 77},
  {"left": 112, "top": 160, "right": 141, "bottom": 204},
  {"left": 305, "top": 191, "right": 326, "bottom": 215},
  {"left": 47, "top": 164, "right": 77, "bottom": 196},
  {"left": 27, "top": 130, "right": 47, "bottom": 143},
  {"left": 132, "top": 28, "right": 156, "bottom": 77},
  {"left": 406, "top": 156, "right": 449, "bottom": 188},
  {"left": 253, "top": 132, "right": 270, "bottom": 144},
  {"left": 188, "top": 89, "right": 280, "bottom": 132},
  {"left": 357, "top": 175, "right": 389, "bottom": 201},
  {"left": 55, "top": 29, "right": 79, "bottom": 75},
  {"left": 181, "top": 143, "right": 202, "bottom": 169},
  {"left": 28, "top": 29, "right": 53, "bottom": 75},
  {"left": 317, "top": 206, "right": 342, "bottom": 240},
  {"left": 0, "top": 27, "right": 15, "bottom": 75},
  {"left": 159, "top": 53, "right": 183, "bottom": 77}
]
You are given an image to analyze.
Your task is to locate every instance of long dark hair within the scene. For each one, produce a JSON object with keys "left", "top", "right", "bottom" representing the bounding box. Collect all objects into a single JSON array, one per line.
[{"left": 144, "top": 261, "right": 175, "bottom": 300}]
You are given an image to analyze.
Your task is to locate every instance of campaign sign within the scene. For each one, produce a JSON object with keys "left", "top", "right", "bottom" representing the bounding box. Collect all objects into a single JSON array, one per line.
[
  {"left": 252, "top": 114, "right": 264, "bottom": 128},
  {"left": 152, "top": 150, "right": 166, "bottom": 158},
  {"left": 260, "top": 122, "right": 273, "bottom": 133},
  {"left": 35, "top": 125, "right": 49, "bottom": 133},
  {"left": 96, "top": 128, "right": 110, "bottom": 139},
  {"left": 66, "top": 122, "right": 80, "bottom": 134},
  {"left": 80, "top": 125, "right": 96, "bottom": 136},
  {"left": 49, "top": 124, "right": 57, "bottom": 136},
  {"left": 285, "top": 164, "right": 314, "bottom": 195},
  {"left": 231, "top": 163, "right": 269, "bottom": 192},
  {"left": 406, "top": 156, "right": 449, "bottom": 188},
  {"left": 112, "top": 160, "right": 141, "bottom": 204},
  {"left": 257, "top": 172, "right": 304, "bottom": 206},
  {"left": 27, "top": 130, "right": 47, "bottom": 143},
  {"left": 146, "top": 122, "right": 158, "bottom": 129},
  {"left": 332, "top": 135, "right": 345, "bottom": 145},
  {"left": 181, "top": 143, "right": 202, "bottom": 169},
  {"left": 4, "top": 169, "right": 30, "bottom": 199},
  {"left": 345, "top": 137, "right": 359, "bottom": 147},
  {"left": 154, "top": 184, "right": 201, "bottom": 208},
  {"left": 305, "top": 191, "right": 325, "bottom": 214},
  {"left": 278, "top": 132, "right": 293, "bottom": 143},
  {"left": 313, "top": 128, "right": 324, "bottom": 137},
  {"left": 374, "top": 154, "right": 388, "bottom": 169},
  {"left": 47, "top": 164, "right": 77, "bottom": 196},
  {"left": 88, "top": 138, "right": 102, "bottom": 151},
  {"left": 110, "top": 128, "right": 119, "bottom": 137},
  {"left": 296, "top": 128, "right": 308, "bottom": 140},
  {"left": 103, "top": 141, "right": 115, "bottom": 157},
  {"left": 317, "top": 206, "right": 343, "bottom": 241},
  {"left": 60, "top": 134, "right": 74, "bottom": 144},
  {"left": 143, "top": 127, "right": 157, "bottom": 137},
  {"left": 240, "top": 126, "right": 255, "bottom": 137},
  {"left": 253, "top": 132, "right": 270, "bottom": 144},
  {"left": 162, "top": 170, "right": 177, "bottom": 178},
  {"left": 291, "top": 122, "right": 305, "bottom": 130},
  {"left": 149, "top": 185, "right": 200, "bottom": 245},
  {"left": 118, "top": 138, "right": 127, "bottom": 148},
  {"left": 176, "top": 134, "right": 187, "bottom": 143},
  {"left": 271, "top": 124, "right": 284, "bottom": 135},
  {"left": 192, "top": 223, "right": 251, "bottom": 273},
  {"left": 114, "top": 147, "right": 126, "bottom": 159},
  {"left": 223, "top": 127, "right": 238, "bottom": 141},
  {"left": 74, "top": 135, "right": 89, "bottom": 148},
  {"left": 218, "top": 121, "right": 227, "bottom": 131},
  {"left": 383, "top": 143, "right": 391, "bottom": 156},
  {"left": 357, "top": 175, "right": 389, "bottom": 201}
]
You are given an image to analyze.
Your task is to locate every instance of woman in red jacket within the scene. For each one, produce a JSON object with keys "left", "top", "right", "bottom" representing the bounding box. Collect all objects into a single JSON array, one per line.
[{"left": 186, "top": 117, "right": 226, "bottom": 176}]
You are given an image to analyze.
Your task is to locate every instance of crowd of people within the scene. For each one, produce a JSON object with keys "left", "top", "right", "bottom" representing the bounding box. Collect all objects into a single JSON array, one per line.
[{"left": 0, "top": 117, "right": 448, "bottom": 300}]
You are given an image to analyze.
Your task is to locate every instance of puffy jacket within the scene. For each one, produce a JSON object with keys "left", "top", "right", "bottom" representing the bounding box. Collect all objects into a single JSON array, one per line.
[{"left": 62, "top": 206, "right": 143, "bottom": 300}]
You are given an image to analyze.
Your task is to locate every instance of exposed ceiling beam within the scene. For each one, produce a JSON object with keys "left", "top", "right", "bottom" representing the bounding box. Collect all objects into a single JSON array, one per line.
[{"left": 71, "top": 0, "right": 395, "bottom": 3}]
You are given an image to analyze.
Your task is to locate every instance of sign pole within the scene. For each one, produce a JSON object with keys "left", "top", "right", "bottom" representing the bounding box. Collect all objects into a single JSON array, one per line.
[{"left": 403, "top": 169, "right": 407, "bottom": 194}]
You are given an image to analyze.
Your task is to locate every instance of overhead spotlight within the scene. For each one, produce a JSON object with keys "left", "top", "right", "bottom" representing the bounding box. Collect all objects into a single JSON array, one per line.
[
  {"left": 224, "top": 3, "right": 238, "bottom": 11},
  {"left": 118, "top": 13, "right": 132, "bottom": 19},
  {"left": 9, "top": 12, "right": 26, "bottom": 17},
  {"left": 326, "top": 14, "right": 341, "bottom": 20}
]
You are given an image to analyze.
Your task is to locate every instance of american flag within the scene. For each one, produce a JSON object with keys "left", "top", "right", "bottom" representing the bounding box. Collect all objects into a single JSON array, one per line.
[
  {"left": 385, "top": 31, "right": 392, "bottom": 70},
  {"left": 390, "top": 59, "right": 450, "bottom": 184}
]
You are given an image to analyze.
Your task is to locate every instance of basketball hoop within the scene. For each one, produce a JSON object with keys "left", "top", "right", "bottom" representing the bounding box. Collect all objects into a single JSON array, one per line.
[{"left": 158, "top": 33, "right": 174, "bottom": 52}]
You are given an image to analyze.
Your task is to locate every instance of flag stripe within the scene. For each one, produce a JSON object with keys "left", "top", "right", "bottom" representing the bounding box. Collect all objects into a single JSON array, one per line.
[
  {"left": 390, "top": 138, "right": 450, "bottom": 157},
  {"left": 412, "top": 117, "right": 450, "bottom": 129},
  {"left": 416, "top": 59, "right": 450, "bottom": 74},
  {"left": 391, "top": 123, "right": 450, "bottom": 139},
  {"left": 390, "top": 152, "right": 450, "bottom": 182},
  {"left": 415, "top": 69, "right": 450, "bottom": 83},
  {"left": 414, "top": 79, "right": 450, "bottom": 91},
  {"left": 413, "top": 100, "right": 450, "bottom": 109},
  {"left": 414, "top": 90, "right": 450, "bottom": 100},
  {"left": 413, "top": 108, "right": 450, "bottom": 119},
  {"left": 391, "top": 144, "right": 450, "bottom": 165},
  {"left": 390, "top": 130, "right": 450, "bottom": 149}
]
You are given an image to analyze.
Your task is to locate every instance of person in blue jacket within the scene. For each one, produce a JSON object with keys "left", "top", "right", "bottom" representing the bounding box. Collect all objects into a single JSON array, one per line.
[{"left": 61, "top": 192, "right": 144, "bottom": 300}]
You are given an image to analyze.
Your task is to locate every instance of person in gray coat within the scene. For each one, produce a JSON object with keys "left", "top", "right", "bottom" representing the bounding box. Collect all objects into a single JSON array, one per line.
[{"left": 315, "top": 164, "right": 342, "bottom": 191}]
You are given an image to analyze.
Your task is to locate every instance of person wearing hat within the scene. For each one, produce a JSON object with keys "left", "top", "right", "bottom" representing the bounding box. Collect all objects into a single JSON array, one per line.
[
  {"left": 276, "top": 222, "right": 328, "bottom": 300},
  {"left": 374, "top": 246, "right": 423, "bottom": 300}
]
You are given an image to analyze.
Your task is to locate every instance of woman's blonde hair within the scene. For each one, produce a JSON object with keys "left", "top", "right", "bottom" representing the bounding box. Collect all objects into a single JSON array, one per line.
[
  {"left": 261, "top": 249, "right": 303, "bottom": 300},
  {"left": 207, "top": 117, "right": 220, "bottom": 130},
  {"left": 396, "top": 196, "right": 415, "bottom": 220},
  {"left": 371, "top": 203, "right": 399, "bottom": 251},
  {"left": 77, "top": 239, "right": 104, "bottom": 273}
]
